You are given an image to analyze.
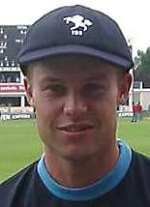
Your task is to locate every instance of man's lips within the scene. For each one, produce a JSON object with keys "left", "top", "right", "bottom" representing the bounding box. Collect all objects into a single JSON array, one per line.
[{"left": 57, "top": 123, "right": 94, "bottom": 132}]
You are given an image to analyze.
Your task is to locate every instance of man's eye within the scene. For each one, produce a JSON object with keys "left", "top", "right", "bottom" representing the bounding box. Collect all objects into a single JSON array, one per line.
[
  {"left": 84, "top": 83, "right": 105, "bottom": 96},
  {"left": 45, "top": 84, "right": 66, "bottom": 95},
  {"left": 86, "top": 83, "right": 104, "bottom": 90}
]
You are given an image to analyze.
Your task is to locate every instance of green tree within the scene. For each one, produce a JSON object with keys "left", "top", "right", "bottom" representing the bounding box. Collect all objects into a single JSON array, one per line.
[{"left": 134, "top": 47, "right": 150, "bottom": 88}]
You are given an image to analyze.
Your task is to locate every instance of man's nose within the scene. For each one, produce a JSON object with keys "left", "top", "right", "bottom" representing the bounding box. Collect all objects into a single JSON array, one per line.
[{"left": 63, "top": 93, "right": 88, "bottom": 118}]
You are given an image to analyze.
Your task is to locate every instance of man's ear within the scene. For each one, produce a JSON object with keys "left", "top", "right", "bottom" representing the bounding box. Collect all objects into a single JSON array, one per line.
[
  {"left": 117, "top": 72, "right": 132, "bottom": 105},
  {"left": 24, "top": 78, "right": 34, "bottom": 106}
]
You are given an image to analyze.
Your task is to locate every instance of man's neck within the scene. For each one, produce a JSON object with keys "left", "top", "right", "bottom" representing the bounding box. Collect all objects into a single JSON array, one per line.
[{"left": 44, "top": 143, "right": 119, "bottom": 188}]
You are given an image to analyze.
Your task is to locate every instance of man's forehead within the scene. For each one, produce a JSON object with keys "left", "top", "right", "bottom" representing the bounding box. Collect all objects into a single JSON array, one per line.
[
  {"left": 29, "top": 56, "right": 121, "bottom": 85},
  {"left": 31, "top": 55, "right": 118, "bottom": 73}
]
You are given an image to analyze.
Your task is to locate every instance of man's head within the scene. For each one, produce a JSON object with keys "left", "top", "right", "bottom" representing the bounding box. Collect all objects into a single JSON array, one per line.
[
  {"left": 18, "top": 5, "right": 133, "bottom": 161},
  {"left": 23, "top": 55, "right": 131, "bottom": 162}
]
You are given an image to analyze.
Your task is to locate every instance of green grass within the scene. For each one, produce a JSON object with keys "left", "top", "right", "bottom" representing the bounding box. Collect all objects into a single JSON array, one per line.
[
  {"left": 0, "top": 120, "right": 42, "bottom": 182},
  {"left": 117, "top": 118, "right": 150, "bottom": 156},
  {"left": 0, "top": 118, "right": 150, "bottom": 182}
]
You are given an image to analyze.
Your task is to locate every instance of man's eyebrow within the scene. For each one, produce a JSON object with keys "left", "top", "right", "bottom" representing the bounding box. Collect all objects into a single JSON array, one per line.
[
  {"left": 39, "top": 77, "right": 63, "bottom": 83},
  {"left": 85, "top": 74, "right": 109, "bottom": 81}
]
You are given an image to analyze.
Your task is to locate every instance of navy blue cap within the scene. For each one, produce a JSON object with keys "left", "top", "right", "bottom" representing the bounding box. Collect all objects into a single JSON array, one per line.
[{"left": 18, "top": 5, "right": 134, "bottom": 70}]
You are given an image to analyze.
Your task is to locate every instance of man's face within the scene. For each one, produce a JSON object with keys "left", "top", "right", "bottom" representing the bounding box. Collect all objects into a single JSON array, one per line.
[{"left": 25, "top": 56, "right": 131, "bottom": 162}]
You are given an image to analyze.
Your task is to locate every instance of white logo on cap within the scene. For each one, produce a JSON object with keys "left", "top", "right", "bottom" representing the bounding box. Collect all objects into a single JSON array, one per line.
[{"left": 64, "top": 15, "right": 93, "bottom": 36}]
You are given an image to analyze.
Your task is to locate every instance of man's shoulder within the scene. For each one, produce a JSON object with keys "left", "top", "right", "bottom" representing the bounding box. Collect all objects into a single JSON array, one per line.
[
  {"left": 0, "top": 160, "right": 38, "bottom": 191},
  {"left": 133, "top": 150, "right": 150, "bottom": 168},
  {"left": 0, "top": 161, "right": 40, "bottom": 207},
  {"left": 129, "top": 150, "right": 150, "bottom": 184}
]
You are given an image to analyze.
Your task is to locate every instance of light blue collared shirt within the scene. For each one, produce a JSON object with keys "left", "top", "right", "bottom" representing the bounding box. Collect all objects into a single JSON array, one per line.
[{"left": 37, "top": 140, "right": 132, "bottom": 201}]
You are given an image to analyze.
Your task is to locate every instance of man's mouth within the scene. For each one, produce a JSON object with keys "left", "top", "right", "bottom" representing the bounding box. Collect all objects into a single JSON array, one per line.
[{"left": 57, "top": 123, "right": 94, "bottom": 132}]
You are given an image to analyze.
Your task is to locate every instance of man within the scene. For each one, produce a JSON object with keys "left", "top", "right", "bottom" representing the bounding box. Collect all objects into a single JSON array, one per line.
[
  {"left": 0, "top": 5, "right": 150, "bottom": 207},
  {"left": 131, "top": 101, "right": 137, "bottom": 122},
  {"left": 136, "top": 101, "right": 143, "bottom": 121}
]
